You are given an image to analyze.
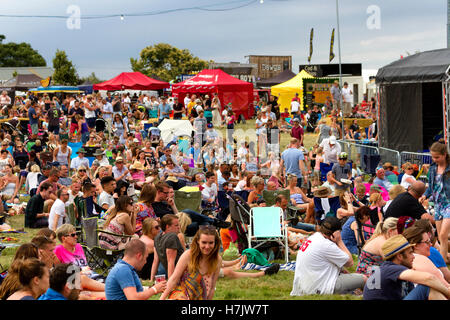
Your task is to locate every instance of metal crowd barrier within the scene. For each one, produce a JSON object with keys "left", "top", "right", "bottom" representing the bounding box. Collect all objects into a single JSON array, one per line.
[
  {"left": 400, "top": 151, "right": 433, "bottom": 168},
  {"left": 378, "top": 147, "right": 401, "bottom": 169}
]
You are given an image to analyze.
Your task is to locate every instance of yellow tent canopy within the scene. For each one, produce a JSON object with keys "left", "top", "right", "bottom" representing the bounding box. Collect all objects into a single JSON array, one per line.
[{"left": 270, "top": 69, "right": 314, "bottom": 113}]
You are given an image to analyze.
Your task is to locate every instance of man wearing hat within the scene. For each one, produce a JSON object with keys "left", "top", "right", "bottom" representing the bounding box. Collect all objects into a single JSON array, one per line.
[
  {"left": 363, "top": 235, "right": 450, "bottom": 300},
  {"left": 331, "top": 152, "right": 352, "bottom": 196},
  {"left": 320, "top": 135, "right": 341, "bottom": 165},
  {"left": 93, "top": 148, "right": 110, "bottom": 167},
  {"left": 290, "top": 118, "right": 304, "bottom": 146},
  {"left": 291, "top": 216, "right": 366, "bottom": 296},
  {"left": 70, "top": 148, "right": 90, "bottom": 171},
  {"left": 112, "top": 156, "right": 132, "bottom": 183}
]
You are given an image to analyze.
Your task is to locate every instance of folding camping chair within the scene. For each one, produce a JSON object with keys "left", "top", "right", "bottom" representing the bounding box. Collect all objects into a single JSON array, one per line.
[
  {"left": 262, "top": 189, "right": 290, "bottom": 207},
  {"left": 319, "top": 162, "right": 334, "bottom": 182},
  {"left": 262, "top": 189, "right": 304, "bottom": 221},
  {"left": 355, "top": 217, "right": 376, "bottom": 256},
  {"left": 248, "top": 206, "right": 289, "bottom": 263},
  {"left": 313, "top": 196, "right": 341, "bottom": 224},
  {"left": 80, "top": 217, "right": 133, "bottom": 276},
  {"left": 174, "top": 190, "right": 202, "bottom": 213}
]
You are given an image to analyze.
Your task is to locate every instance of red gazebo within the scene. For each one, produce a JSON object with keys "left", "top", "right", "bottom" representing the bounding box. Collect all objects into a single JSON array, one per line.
[
  {"left": 172, "top": 69, "right": 254, "bottom": 119},
  {"left": 93, "top": 71, "right": 170, "bottom": 91}
]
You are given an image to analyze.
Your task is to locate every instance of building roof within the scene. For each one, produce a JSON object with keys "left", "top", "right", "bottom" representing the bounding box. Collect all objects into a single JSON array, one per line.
[{"left": 0, "top": 67, "right": 53, "bottom": 83}]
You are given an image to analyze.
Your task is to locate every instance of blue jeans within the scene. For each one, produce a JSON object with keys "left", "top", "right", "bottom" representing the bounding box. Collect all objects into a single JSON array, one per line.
[
  {"left": 289, "top": 222, "right": 316, "bottom": 232},
  {"left": 403, "top": 284, "right": 430, "bottom": 300},
  {"left": 182, "top": 209, "right": 215, "bottom": 237}
]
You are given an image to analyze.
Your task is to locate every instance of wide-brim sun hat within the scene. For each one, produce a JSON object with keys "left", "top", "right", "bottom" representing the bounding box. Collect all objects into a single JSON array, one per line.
[{"left": 313, "top": 186, "right": 332, "bottom": 198}]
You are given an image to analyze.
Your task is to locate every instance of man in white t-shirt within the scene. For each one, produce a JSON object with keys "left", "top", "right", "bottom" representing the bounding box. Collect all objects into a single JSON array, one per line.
[
  {"left": 341, "top": 82, "right": 353, "bottom": 117},
  {"left": 291, "top": 216, "right": 366, "bottom": 296},
  {"left": 290, "top": 99, "right": 300, "bottom": 116},
  {"left": 320, "top": 135, "right": 341, "bottom": 165},
  {"left": 48, "top": 187, "right": 70, "bottom": 231},
  {"left": 183, "top": 93, "right": 191, "bottom": 108},
  {"left": 201, "top": 172, "right": 218, "bottom": 207},
  {"left": 98, "top": 176, "right": 117, "bottom": 211}
]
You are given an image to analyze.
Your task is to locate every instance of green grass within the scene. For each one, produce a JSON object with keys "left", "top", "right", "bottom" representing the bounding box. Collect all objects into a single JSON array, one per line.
[{"left": 0, "top": 124, "right": 361, "bottom": 300}]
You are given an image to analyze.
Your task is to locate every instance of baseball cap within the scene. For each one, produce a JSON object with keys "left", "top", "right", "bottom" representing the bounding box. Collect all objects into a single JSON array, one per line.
[
  {"left": 321, "top": 216, "right": 342, "bottom": 233},
  {"left": 329, "top": 136, "right": 337, "bottom": 145}
]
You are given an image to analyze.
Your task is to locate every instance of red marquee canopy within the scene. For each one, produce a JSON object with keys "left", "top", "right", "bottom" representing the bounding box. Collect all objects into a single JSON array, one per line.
[
  {"left": 172, "top": 69, "right": 254, "bottom": 119},
  {"left": 93, "top": 71, "right": 170, "bottom": 91}
]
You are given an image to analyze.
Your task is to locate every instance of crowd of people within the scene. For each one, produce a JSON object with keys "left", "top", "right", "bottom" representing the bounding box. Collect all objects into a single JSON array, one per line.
[{"left": 0, "top": 87, "right": 448, "bottom": 301}]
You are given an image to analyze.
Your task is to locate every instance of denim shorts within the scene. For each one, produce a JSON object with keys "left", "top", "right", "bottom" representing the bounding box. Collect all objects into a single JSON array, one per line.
[{"left": 434, "top": 206, "right": 450, "bottom": 221}]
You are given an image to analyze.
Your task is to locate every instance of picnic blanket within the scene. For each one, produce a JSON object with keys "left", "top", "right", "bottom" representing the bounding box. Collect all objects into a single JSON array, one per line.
[{"left": 240, "top": 261, "right": 296, "bottom": 272}]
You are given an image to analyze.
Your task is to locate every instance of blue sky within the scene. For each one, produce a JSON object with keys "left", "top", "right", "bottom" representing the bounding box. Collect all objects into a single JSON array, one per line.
[{"left": 0, "top": 0, "right": 446, "bottom": 80}]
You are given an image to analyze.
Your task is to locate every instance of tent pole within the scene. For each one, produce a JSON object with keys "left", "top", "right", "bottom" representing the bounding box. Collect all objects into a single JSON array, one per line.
[{"left": 336, "top": 0, "right": 344, "bottom": 137}]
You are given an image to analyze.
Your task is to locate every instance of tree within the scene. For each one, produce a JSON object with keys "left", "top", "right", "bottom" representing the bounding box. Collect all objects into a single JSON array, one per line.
[
  {"left": 0, "top": 34, "right": 46, "bottom": 67},
  {"left": 79, "top": 72, "right": 103, "bottom": 84},
  {"left": 130, "top": 43, "right": 210, "bottom": 82},
  {"left": 52, "top": 49, "right": 79, "bottom": 85}
]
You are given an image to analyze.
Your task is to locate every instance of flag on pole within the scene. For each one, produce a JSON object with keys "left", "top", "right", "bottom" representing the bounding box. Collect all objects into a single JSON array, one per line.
[
  {"left": 308, "top": 28, "right": 314, "bottom": 63},
  {"left": 329, "top": 28, "right": 335, "bottom": 63}
]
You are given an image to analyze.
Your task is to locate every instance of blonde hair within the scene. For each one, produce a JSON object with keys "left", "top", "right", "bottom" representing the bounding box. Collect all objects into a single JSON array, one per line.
[
  {"left": 31, "top": 164, "right": 41, "bottom": 173},
  {"left": 251, "top": 175, "right": 264, "bottom": 187},
  {"left": 56, "top": 224, "right": 76, "bottom": 242},
  {"left": 388, "top": 184, "right": 405, "bottom": 200},
  {"left": 369, "top": 192, "right": 382, "bottom": 206},
  {"left": 367, "top": 217, "right": 399, "bottom": 242},
  {"left": 176, "top": 212, "right": 192, "bottom": 234}
]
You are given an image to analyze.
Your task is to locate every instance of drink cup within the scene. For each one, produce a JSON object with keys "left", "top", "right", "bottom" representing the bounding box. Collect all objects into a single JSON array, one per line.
[{"left": 155, "top": 275, "right": 166, "bottom": 283}]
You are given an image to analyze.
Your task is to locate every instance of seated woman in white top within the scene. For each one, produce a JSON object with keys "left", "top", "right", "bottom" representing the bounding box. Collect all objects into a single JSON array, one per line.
[{"left": 400, "top": 162, "right": 416, "bottom": 190}]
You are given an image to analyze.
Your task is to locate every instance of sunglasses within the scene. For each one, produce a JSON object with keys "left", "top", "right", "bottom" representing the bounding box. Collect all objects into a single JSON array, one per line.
[
  {"left": 79, "top": 169, "right": 86, "bottom": 172},
  {"left": 419, "top": 239, "right": 432, "bottom": 245},
  {"left": 65, "top": 233, "right": 77, "bottom": 238}
]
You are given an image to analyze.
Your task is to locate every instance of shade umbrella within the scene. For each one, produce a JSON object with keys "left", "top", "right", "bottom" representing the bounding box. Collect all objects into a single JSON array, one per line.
[{"left": 157, "top": 119, "right": 193, "bottom": 145}]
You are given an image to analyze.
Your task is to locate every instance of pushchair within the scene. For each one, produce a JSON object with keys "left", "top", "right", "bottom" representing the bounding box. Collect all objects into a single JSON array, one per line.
[{"left": 227, "top": 193, "right": 251, "bottom": 253}]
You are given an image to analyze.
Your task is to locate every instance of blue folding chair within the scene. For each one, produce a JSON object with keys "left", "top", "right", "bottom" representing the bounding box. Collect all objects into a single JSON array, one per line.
[
  {"left": 313, "top": 196, "right": 341, "bottom": 224},
  {"left": 319, "top": 162, "right": 334, "bottom": 182},
  {"left": 248, "top": 207, "right": 289, "bottom": 263},
  {"left": 233, "top": 190, "right": 250, "bottom": 202}
]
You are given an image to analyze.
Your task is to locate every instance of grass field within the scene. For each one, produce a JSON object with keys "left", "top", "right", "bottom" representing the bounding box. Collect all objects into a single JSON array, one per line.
[{"left": 0, "top": 120, "right": 362, "bottom": 300}]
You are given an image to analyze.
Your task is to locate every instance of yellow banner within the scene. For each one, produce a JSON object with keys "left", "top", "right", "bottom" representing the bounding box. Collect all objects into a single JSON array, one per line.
[{"left": 329, "top": 28, "right": 335, "bottom": 63}]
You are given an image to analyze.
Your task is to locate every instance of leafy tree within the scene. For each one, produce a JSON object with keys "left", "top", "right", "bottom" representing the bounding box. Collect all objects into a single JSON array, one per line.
[
  {"left": 79, "top": 72, "right": 103, "bottom": 84},
  {"left": 52, "top": 49, "right": 79, "bottom": 85},
  {"left": 130, "top": 43, "right": 210, "bottom": 82},
  {"left": 0, "top": 34, "right": 46, "bottom": 67}
]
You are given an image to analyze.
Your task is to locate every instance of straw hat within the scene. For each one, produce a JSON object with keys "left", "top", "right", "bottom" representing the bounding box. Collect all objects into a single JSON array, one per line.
[
  {"left": 313, "top": 186, "right": 332, "bottom": 198},
  {"left": 93, "top": 149, "right": 105, "bottom": 157},
  {"left": 130, "top": 161, "right": 145, "bottom": 171},
  {"left": 381, "top": 235, "right": 415, "bottom": 260}
]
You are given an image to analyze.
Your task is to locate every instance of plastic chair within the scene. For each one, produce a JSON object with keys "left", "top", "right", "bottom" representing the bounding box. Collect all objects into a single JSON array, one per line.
[{"left": 248, "top": 207, "right": 289, "bottom": 263}]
